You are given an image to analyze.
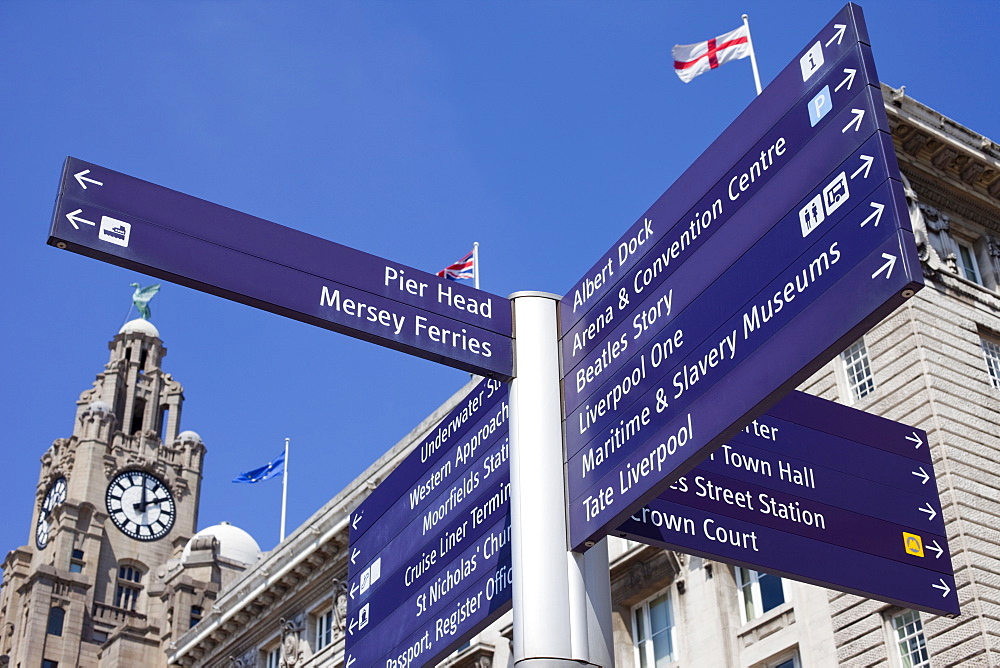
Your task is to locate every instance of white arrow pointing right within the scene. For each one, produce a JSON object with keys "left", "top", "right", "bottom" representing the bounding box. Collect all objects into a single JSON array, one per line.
[
  {"left": 826, "top": 23, "right": 847, "bottom": 46},
  {"left": 835, "top": 67, "right": 857, "bottom": 92},
  {"left": 851, "top": 154, "right": 874, "bottom": 180},
  {"left": 919, "top": 503, "right": 937, "bottom": 521},
  {"left": 860, "top": 202, "right": 884, "bottom": 227},
  {"left": 932, "top": 579, "right": 951, "bottom": 597},
  {"left": 65, "top": 209, "right": 96, "bottom": 230},
  {"left": 911, "top": 467, "right": 930, "bottom": 485},
  {"left": 842, "top": 109, "right": 865, "bottom": 133},
  {"left": 927, "top": 540, "right": 945, "bottom": 559},
  {"left": 907, "top": 432, "right": 924, "bottom": 449},
  {"left": 871, "top": 253, "right": 897, "bottom": 280}
]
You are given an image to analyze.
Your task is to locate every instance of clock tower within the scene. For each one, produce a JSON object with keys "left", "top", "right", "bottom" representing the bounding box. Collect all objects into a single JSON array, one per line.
[{"left": 0, "top": 318, "right": 205, "bottom": 666}]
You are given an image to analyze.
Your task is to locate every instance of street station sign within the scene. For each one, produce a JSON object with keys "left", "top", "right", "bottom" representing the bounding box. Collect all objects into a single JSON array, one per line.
[
  {"left": 617, "top": 391, "right": 960, "bottom": 617},
  {"left": 48, "top": 158, "right": 514, "bottom": 380},
  {"left": 345, "top": 378, "right": 512, "bottom": 668},
  {"left": 562, "top": 3, "right": 924, "bottom": 550}
]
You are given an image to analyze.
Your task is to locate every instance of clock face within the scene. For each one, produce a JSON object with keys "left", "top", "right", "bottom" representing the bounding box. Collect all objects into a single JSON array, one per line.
[
  {"left": 106, "top": 471, "right": 175, "bottom": 541},
  {"left": 35, "top": 476, "right": 67, "bottom": 549}
]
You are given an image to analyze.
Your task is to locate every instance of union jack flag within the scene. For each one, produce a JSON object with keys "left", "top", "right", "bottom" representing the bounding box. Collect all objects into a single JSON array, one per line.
[{"left": 437, "top": 250, "right": 475, "bottom": 281}]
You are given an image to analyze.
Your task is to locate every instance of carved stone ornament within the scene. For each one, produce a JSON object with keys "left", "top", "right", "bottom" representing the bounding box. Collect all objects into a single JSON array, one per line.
[
  {"left": 279, "top": 615, "right": 306, "bottom": 667},
  {"left": 40, "top": 439, "right": 77, "bottom": 481},
  {"left": 229, "top": 647, "right": 256, "bottom": 667},
  {"left": 987, "top": 235, "right": 1000, "bottom": 258},
  {"left": 331, "top": 578, "right": 349, "bottom": 638}
]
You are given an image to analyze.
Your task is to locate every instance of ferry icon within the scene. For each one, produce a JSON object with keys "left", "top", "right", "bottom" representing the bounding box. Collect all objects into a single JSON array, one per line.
[{"left": 99, "top": 216, "right": 131, "bottom": 247}]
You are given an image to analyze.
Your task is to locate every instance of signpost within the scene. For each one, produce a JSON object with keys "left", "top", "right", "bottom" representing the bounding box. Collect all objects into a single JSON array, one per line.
[
  {"left": 48, "top": 158, "right": 514, "bottom": 380},
  {"left": 616, "top": 391, "right": 959, "bottom": 617},
  {"left": 46, "top": 4, "right": 962, "bottom": 664},
  {"left": 345, "top": 378, "right": 513, "bottom": 668},
  {"left": 561, "top": 3, "right": 925, "bottom": 551}
]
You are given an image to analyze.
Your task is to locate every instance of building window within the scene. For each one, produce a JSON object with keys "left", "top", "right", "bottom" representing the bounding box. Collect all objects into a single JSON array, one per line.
[
  {"left": 957, "top": 241, "right": 983, "bottom": 285},
  {"left": 47, "top": 607, "right": 65, "bottom": 636},
  {"left": 114, "top": 564, "right": 143, "bottom": 611},
  {"left": 190, "top": 605, "right": 203, "bottom": 629},
  {"left": 631, "top": 589, "right": 677, "bottom": 667},
  {"left": 736, "top": 568, "right": 787, "bottom": 623},
  {"left": 841, "top": 337, "right": 875, "bottom": 402},
  {"left": 263, "top": 645, "right": 281, "bottom": 668},
  {"left": 315, "top": 607, "right": 334, "bottom": 650},
  {"left": 766, "top": 654, "right": 800, "bottom": 668},
  {"left": 42, "top": 661, "right": 59, "bottom": 668},
  {"left": 69, "top": 548, "right": 85, "bottom": 573},
  {"left": 981, "top": 336, "right": 1000, "bottom": 390},
  {"left": 888, "top": 609, "right": 930, "bottom": 667}
]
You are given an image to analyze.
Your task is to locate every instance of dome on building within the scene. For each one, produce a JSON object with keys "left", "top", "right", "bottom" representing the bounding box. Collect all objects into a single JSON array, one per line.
[
  {"left": 177, "top": 430, "right": 203, "bottom": 445},
  {"left": 182, "top": 522, "right": 262, "bottom": 565},
  {"left": 118, "top": 318, "right": 160, "bottom": 338}
]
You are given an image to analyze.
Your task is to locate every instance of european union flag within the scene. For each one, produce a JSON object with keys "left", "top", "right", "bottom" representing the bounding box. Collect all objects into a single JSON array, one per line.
[{"left": 232, "top": 450, "right": 285, "bottom": 483}]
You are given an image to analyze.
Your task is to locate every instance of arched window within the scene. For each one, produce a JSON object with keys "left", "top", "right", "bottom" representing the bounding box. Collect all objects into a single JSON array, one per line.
[{"left": 47, "top": 606, "right": 65, "bottom": 636}]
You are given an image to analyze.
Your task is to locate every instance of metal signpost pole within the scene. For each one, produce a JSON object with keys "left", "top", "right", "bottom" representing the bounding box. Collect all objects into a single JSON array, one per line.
[{"left": 508, "top": 292, "right": 610, "bottom": 668}]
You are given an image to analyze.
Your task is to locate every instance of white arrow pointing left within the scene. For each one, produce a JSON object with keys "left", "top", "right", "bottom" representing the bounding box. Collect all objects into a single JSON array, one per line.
[
  {"left": 871, "top": 253, "right": 896, "bottom": 280},
  {"left": 350, "top": 547, "right": 360, "bottom": 565},
  {"left": 74, "top": 169, "right": 103, "bottom": 190},
  {"left": 346, "top": 655, "right": 356, "bottom": 668},
  {"left": 66, "top": 209, "right": 96, "bottom": 230},
  {"left": 842, "top": 109, "right": 865, "bottom": 133},
  {"left": 860, "top": 202, "right": 885, "bottom": 227},
  {"left": 351, "top": 511, "right": 363, "bottom": 531},
  {"left": 932, "top": 579, "right": 951, "bottom": 597}
]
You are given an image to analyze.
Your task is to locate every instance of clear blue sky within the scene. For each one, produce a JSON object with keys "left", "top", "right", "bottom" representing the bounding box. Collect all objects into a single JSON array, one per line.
[{"left": 2, "top": 1, "right": 997, "bottom": 558}]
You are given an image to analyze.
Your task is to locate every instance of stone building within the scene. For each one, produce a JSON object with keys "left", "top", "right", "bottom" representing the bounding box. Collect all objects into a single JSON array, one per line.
[
  {"left": 0, "top": 319, "right": 263, "bottom": 667},
  {"left": 4, "top": 85, "right": 1000, "bottom": 668}
]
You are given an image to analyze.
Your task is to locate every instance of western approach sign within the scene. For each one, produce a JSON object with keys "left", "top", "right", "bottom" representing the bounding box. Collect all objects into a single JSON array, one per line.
[
  {"left": 561, "top": 3, "right": 924, "bottom": 551},
  {"left": 345, "top": 378, "right": 512, "bottom": 668},
  {"left": 48, "top": 157, "right": 514, "bottom": 381},
  {"left": 618, "top": 391, "right": 959, "bottom": 617}
]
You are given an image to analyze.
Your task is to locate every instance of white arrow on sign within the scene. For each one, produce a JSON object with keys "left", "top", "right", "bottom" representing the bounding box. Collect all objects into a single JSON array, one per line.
[
  {"left": 927, "top": 540, "right": 945, "bottom": 559},
  {"left": 346, "top": 655, "right": 356, "bottom": 668},
  {"left": 932, "top": 579, "right": 951, "bottom": 597},
  {"left": 907, "top": 431, "right": 924, "bottom": 449},
  {"left": 348, "top": 617, "right": 358, "bottom": 636},
  {"left": 826, "top": 23, "right": 847, "bottom": 47},
  {"left": 860, "top": 202, "right": 885, "bottom": 227},
  {"left": 851, "top": 155, "right": 874, "bottom": 180},
  {"left": 66, "top": 209, "right": 96, "bottom": 230},
  {"left": 73, "top": 169, "right": 103, "bottom": 190},
  {"left": 350, "top": 547, "right": 360, "bottom": 565},
  {"left": 842, "top": 109, "right": 865, "bottom": 133},
  {"left": 835, "top": 68, "right": 857, "bottom": 93},
  {"left": 911, "top": 466, "right": 930, "bottom": 485},
  {"left": 351, "top": 511, "right": 363, "bottom": 531},
  {"left": 871, "top": 253, "right": 896, "bottom": 280},
  {"left": 919, "top": 503, "right": 937, "bottom": 521},
  {"left": 349, "top": 581, "right": 358, "bottom": 600}
]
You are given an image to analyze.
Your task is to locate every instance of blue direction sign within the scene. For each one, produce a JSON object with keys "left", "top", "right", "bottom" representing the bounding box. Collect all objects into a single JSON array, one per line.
[
  {"left": 346, "top": 379, "right": 512, "bottom": 668},
  {"left": 562, "top": 3, "right": 925, "bottom": 550},
  {"left": 48, "top": 158, "right": 514, "bottom": 380},
  {"left": 617, "top": 391, "right": 959, "bottom": 617}
]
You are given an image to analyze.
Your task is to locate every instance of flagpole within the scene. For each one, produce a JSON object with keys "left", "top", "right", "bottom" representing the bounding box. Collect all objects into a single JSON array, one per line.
[
  {"left": 473, "top": 241, "right": 480, "bottom": 290},
  {"left": 280, "top": 437, "right": 289, "bottom": 542},
  {"left": 742, "top": 14, "right": 763, "bottom": 96}
]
